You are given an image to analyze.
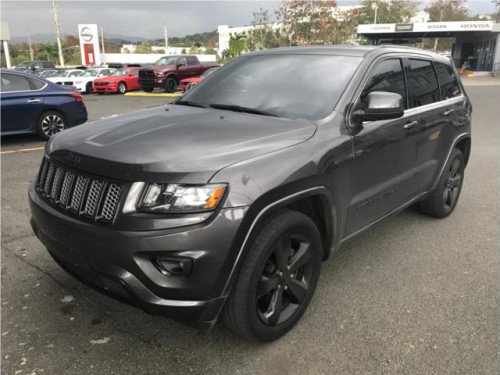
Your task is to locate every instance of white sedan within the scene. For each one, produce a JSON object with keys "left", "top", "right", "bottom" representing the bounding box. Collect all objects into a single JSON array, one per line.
[
  {"left": 46, "top": 69, "right": 84, "bottom": 85},
  {"left": 73, "top": 68, "right": 117, "bottom": 94}
]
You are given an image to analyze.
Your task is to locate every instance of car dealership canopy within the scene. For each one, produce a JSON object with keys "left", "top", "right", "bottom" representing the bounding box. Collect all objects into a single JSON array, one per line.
[{"left": 358, "top": 21, "right": 500, "bottom": 73}]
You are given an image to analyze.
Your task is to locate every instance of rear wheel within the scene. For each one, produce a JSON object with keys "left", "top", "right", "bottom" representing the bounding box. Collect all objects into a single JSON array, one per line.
[
  {"left": 37, "top": 111, "right": 66, "bottom": 140},
  {"left": 164, "top": 77, "right": 177, "bottom": 93},
  {"left": 418, "top": 148, "right": 465, "bottom": 218},
  {"left": 117, "top": 82, "right": 127, "bottom": 94},
  {"left": 222, "top": 210, "right": 322, "bottom": 341}
]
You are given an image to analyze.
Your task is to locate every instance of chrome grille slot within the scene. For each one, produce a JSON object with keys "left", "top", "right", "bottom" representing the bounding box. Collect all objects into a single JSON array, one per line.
[
  {"left": 98, "top": 184, "right": 123, "bottom": 223},
  {"left": 35, "top": 159, "right": 125, "bottom": 225},
  {"left": 82, "top": 180, "right": 104, "bottom": 217},
  {"left": 69, "top": 175, "right": 88, "bottom": 211}
]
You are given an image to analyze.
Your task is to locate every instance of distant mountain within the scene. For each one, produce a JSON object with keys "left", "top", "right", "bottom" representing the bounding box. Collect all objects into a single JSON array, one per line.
[{"left": 10, "top": 32, "right": 148, "bottom": 45}]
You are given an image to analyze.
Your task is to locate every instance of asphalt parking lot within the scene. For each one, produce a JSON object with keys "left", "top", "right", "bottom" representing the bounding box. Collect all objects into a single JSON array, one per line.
[{"left": 1, "top": 82, "right": 499, "bottom": 375}]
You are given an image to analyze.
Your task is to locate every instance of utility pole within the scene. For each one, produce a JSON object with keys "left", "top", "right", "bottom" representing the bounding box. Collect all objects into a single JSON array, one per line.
[
  {"left": 164, "top": 24, "right": 168, "bottom": 53},
  {"left": 52, "top": 0, "right": 65, "bottom": 67},
  {"left": 27, "top": 28, "right": 34, "bottom": 60},
  {"left": 101, "top": 26, "right": 105, "bottom": 53}
]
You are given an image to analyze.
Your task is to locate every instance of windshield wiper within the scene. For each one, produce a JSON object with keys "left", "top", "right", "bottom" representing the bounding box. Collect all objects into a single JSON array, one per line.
[
  {"left": 209, "top": 103, "right": 279, "bottom": 117},
  {"left": 175, "top": 100, "right": 209, "bottom": 109}
]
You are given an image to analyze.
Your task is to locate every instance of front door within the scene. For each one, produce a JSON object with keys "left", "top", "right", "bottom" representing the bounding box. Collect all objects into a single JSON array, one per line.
[{"left": 345, "top": 57, "right": 420, "bottom": 235}]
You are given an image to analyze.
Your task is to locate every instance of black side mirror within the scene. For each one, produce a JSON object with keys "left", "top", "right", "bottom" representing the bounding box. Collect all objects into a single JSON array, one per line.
[{"left": 352, "top": 91, "right": 404, "bottom": 125}]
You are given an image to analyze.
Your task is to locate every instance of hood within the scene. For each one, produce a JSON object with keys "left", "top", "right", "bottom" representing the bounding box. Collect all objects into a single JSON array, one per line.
[{"left": 48, "top": 104, "right": 316, "bottom": 184}]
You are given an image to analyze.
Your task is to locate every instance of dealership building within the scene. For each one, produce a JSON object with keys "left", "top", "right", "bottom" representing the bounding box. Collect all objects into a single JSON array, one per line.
[{"left": 357, "top": 21, "right": 500, "bottom": 74}]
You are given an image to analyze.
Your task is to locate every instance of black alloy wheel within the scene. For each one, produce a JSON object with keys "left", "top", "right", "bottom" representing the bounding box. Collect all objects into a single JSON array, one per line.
[
  {"left": 164, "top": 77, "right": 177, "bottom": 93},
  {"left": 223, "top": 210, "right": 322, "bottom": 341},
  {"left": 418, "top": 148, "right": 465, "bottom": 218}
]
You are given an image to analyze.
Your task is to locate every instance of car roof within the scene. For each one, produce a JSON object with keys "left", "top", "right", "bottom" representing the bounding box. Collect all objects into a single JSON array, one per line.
[{"left": 246, "top": 45, "right": 450, "bottom": 62}]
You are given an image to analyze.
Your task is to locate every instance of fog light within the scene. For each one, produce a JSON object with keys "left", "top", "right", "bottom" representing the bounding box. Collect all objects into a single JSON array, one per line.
[{"left": 154, "top": 257, "right": 193, "bottom": 276}]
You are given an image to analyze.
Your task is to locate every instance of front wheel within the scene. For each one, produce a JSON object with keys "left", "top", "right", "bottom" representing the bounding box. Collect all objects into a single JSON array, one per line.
[
  {"left": 85, "top": 82, "right": 92, "bottom": 94},
  {"left": 37, "top": 111, "right": 66, "bottom": 140},
  {"left": 164, "top": 77, "right": 177, "bottom": 93},
  {"left": 222, "top": 210, "right": 322, "bottom": 341},
  {"left": 117, "top": 82, "right": 127, "bottom": 94},
  {"left": 418, "top": 148, "right": 465, "bottom": 218}
]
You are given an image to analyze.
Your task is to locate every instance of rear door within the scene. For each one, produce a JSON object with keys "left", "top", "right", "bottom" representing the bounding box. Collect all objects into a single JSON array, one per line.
[
  {"left": 406, "top": 58, "right": 465, "bottom": 193},
  {"left": 345, "top": 57, "right": 421, "bottom": 235},
  {"left": 0, "top": 73, "right": 45, "bottom": 133}
]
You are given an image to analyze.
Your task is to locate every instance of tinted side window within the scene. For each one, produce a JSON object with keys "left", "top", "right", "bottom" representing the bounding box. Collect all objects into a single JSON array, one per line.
[
  {"left": 0, "top": 74, "right": 32, "bottom": 92},
  {"left": 408, "top": 59, "right": 440, "bottom": 108},
  {"left": 187, "top": 56, "right": 198, "bottom": 66},
  {"left": 435, "top": 62, "right": 461, "bottom": 100},
  {"left": 29, "top": 77, "right": 45, "bottom": 90},
  {"left": 178, "top": 57, "right": 188, "bottom": 66},
  {"left": 360, "top": 58, "right": 407, "bottom": 109}
]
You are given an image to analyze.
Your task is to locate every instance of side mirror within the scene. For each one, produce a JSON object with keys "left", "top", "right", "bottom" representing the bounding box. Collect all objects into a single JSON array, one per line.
[{"left": 352, "top": 91, "right": 404, "bottom": 125}]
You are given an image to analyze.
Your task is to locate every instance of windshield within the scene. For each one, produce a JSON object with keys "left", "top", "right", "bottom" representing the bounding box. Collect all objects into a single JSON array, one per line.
[
  {"left": 111, "top": 70, "right": 128, "bottom": 76},
  {"left": 181, "top": 54, "right": 362, "bottom": 121},
  {"left": 154, "top": 57, "right": 178, "bottom": 66},
  {"left": 80, "top": 69, "right": 99, "bottom": 77}
]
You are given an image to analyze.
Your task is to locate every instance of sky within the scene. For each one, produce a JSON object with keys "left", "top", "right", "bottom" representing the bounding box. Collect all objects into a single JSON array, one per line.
[{"left": 2, "top": 0, "right": 497, "bottom": 40}]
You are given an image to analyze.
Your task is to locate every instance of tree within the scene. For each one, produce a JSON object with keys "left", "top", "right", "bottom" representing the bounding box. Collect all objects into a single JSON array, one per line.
[
  {"left": 425, "top": 0, "right": 469, "bottom": 51},
  {"left": 493, "top": 0, "right": 500, "bottom": 21},
  {"left": 36, "top": 43, "right": 58, "bottom": 62},
  {"left": 247, "top": 8, "right": 290, "bottom": 51},
  {"left": 277, "top": 0, "right": 360, "bottom": 45},
  {"left": 357, "top": 0, "right": 417, "bottom": 24},
  {"left": 227, "top": 33, "right": 248, "bottom": 58}
]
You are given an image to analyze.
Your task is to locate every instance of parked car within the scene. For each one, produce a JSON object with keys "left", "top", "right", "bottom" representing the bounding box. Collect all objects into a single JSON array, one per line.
[
  {"left": 73, "top": 68, "right": 116, "bottom": 94},
  {"left": 46, "top": 69, "right": 84, "bottom": 85},
  {"left": 1, "top": 69, "right": 88, "bottom": 140},
  {"left": 28, "top": 46, "right": 471, "bottom": 341},
  {"left": 138, "top": 55, "right": 219, "bottom": 93},
  {"left": 37, "top": 69, "right": 59, "bottom": 79},
  {"left": 15, "top": 60, "right": 56, "bottom": 73},
  {"left": 106, "top": 63, "right": 143, "bottom": 69},
  {"left": 92, "top": 67, "right": 141, "bottom": 94},
  {"left": 179, "top": 66, "right": 220, "bottom": 91}
]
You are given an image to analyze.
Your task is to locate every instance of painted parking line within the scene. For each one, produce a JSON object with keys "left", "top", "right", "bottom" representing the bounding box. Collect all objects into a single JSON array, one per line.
[
  {"left": 1, "top": 146, "right": 45, "bottom": 155},
  {"left": 124, "top": 91, "right": 182, "bottom": 98}
]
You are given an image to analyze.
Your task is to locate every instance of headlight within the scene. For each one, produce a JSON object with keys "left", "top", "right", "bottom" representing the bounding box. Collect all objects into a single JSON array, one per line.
[
  {"left": 137, "top": 183, "right": 227, "bottom": 213},
  {"left": 156, "top": 72, "right": 165, "bottom": 78},
  {"left": 75, "top": 81, "right": 82, "bottom": 84}
]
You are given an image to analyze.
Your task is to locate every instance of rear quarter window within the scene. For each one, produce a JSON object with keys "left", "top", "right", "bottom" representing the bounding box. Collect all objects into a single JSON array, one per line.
[{"left": 435, "top": 61, "right": 461, "bottom": 99}]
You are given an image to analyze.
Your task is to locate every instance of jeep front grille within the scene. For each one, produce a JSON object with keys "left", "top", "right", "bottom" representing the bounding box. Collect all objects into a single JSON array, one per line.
[{"left": 36, "top": 158, "right": 124, "bottom": 224}]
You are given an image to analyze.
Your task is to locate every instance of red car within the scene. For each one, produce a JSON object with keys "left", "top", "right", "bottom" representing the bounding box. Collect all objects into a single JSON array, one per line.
[
  {"left": 179, "top": 67, "right": 219, "bottom": 91},
  {"left": 93, "top": 67, "right": 140, "bottom": 94}
]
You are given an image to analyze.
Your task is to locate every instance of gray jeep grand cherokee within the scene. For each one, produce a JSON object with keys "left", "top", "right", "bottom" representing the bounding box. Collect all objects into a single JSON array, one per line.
[{"left": 29, "top": 46, "right": 471, "bottom": 341}]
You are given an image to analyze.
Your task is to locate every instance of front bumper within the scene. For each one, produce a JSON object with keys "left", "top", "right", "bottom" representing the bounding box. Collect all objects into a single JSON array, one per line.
[
  {"left": 73, "top": 82, "right": 86, "bottom": 93},
  {"left": 28, "top": 182, "right": 248, "bottom": 329},
  {"left": 93, "top": 84, "right": 117, "bottom": 93}
]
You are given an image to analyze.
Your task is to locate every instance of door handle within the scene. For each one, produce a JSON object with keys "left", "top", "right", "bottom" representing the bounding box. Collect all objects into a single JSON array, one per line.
[
  {"left": 27, "top": 99, "right": 41, "bottom": 103},
  {"left": 403, "top": 120, "right": 419, "bottom": 129},
  {"left": 443, "top": 109, "right": 455, "bottom": 116}
]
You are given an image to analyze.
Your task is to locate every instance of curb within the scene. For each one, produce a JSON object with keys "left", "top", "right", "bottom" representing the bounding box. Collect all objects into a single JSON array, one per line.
[{"left": 124, "top": 91, "right": 182, "bottom": 98}]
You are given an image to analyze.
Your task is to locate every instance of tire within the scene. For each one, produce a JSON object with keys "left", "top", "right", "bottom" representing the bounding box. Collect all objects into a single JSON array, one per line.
[
  {"left": 418, "top": 148, "right": 465, "bottom": 218},
  {"left": 164, "top": 77, "right": 177, "bottom": 93},
  {"left": 222, "top": 210, "right": 322, "bottom": 341},
  {"left": 142, "top": 86, "right": 154, "bottom": 93},
  {"left": 85, "top": 82, "right": 92, "bottom": 94},
  {"left": 37, "top": 111, "right": 66, "bottom": 140},
  {"left": 117, "top": 82, "right": 127, "bottom": 94}
]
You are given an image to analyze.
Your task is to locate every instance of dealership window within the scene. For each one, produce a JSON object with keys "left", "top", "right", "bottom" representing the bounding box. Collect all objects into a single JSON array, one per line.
[
  {"left": 408, "top": 59, "right": 440, "bottom": 107},
  {"left": 359, "top": 58, "right": 407, "bottom": 110},
  {"left": 435, "top": 62, "right": 461, "bottom": 99}
]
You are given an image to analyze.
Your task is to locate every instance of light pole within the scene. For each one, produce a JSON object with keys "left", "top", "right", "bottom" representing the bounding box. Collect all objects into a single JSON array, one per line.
[{"left": 372, "top": 2, "right": 379, "bottom": 24}]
